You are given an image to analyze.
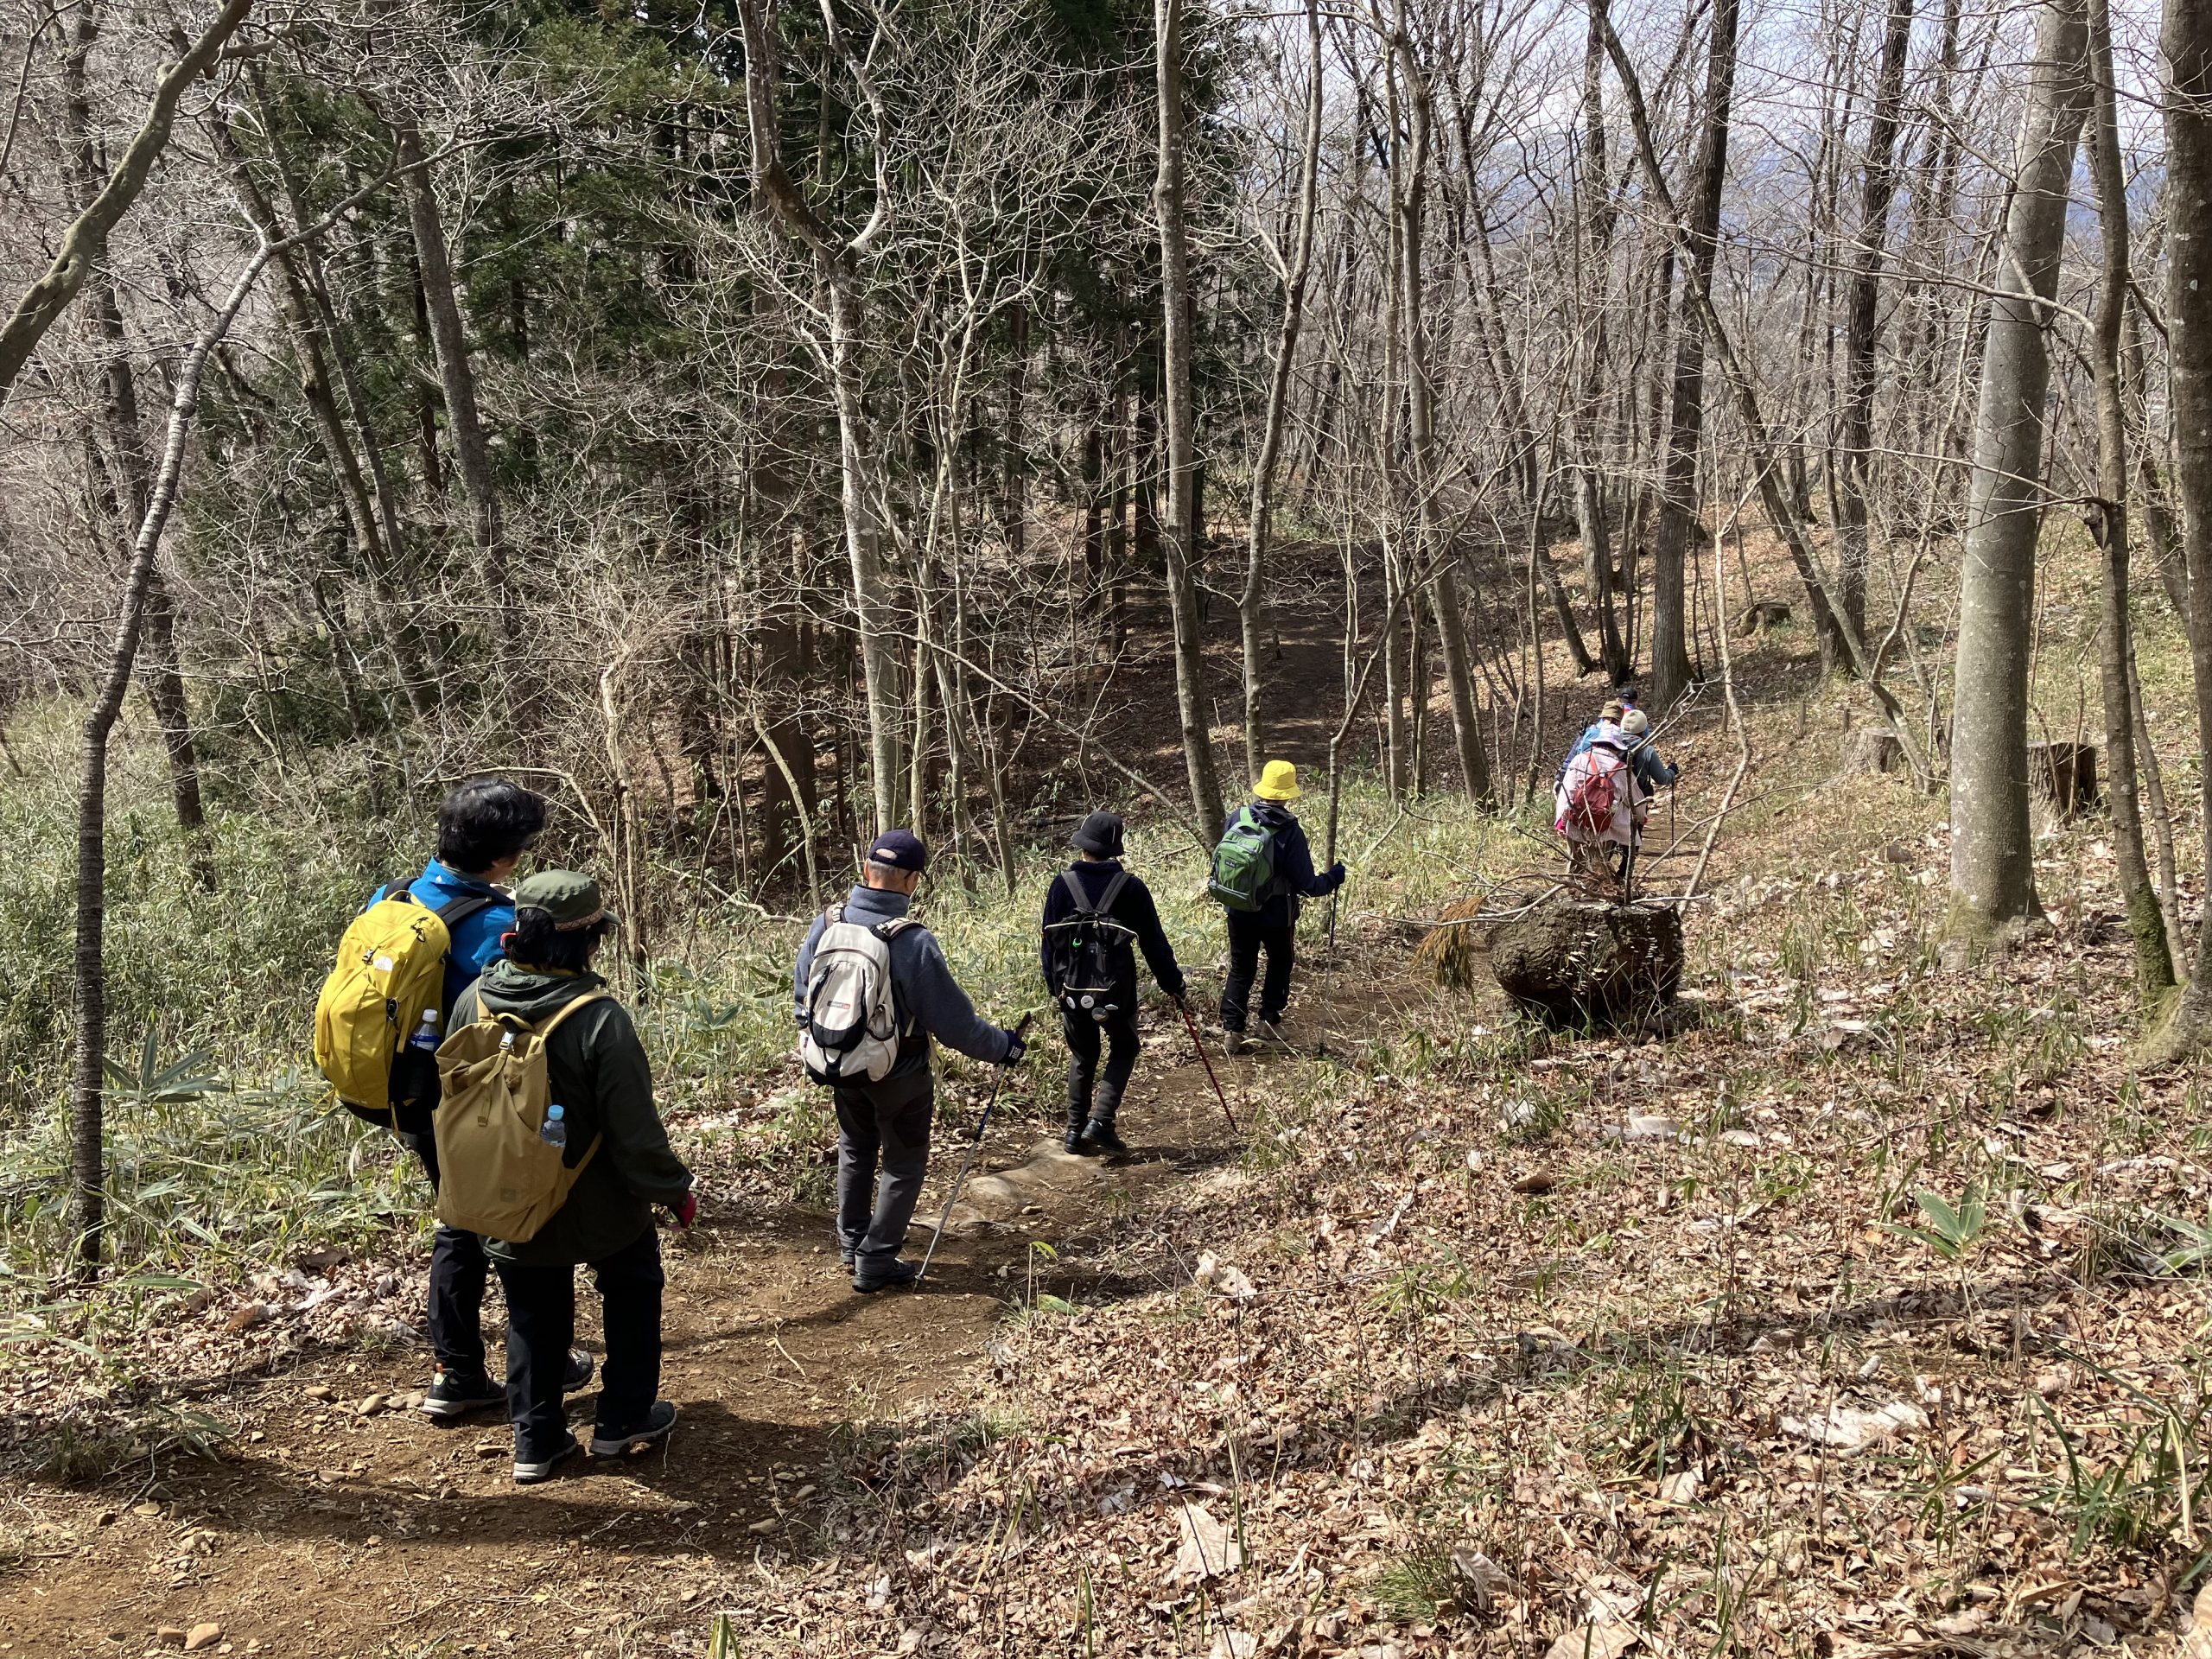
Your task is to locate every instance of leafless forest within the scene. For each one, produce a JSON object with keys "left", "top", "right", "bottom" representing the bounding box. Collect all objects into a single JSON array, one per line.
[
  {"left": 8, "top": 0, "right": 2212, "bottom": 1650},
  {"left": 1, "top": 0, "right": 2200, "bottom": 934}
]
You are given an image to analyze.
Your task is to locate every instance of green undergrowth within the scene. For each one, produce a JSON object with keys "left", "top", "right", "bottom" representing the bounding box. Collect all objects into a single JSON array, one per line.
[{"left": 0, "top": 690, "right": 1516, "bottom": 1317}]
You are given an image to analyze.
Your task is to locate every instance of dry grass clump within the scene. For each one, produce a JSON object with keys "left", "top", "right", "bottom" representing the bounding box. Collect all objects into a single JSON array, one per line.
[{"left": 1411, "top": 895, "right": 1491, "bottom": 989}]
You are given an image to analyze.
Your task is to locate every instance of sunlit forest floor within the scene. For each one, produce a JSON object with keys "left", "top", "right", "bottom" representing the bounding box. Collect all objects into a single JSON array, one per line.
[{"left": 3, "top": 525, "right": 2210, "bottom": 1657}]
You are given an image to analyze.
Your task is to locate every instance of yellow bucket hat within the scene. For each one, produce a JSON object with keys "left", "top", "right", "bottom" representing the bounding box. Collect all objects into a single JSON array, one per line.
[{"left": 1254, "top": 760, "right": 1302, "bottom": 802}]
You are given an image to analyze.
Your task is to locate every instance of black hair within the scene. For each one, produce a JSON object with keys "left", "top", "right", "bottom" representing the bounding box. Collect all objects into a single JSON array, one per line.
[
  {"left": 436, "top": 778, "right": 547, "bottom": 874},
  {"left": 507, "top": 908, "right": 613, "bottom": 973}
]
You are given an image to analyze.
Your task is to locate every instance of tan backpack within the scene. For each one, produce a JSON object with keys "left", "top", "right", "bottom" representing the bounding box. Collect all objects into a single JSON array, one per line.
[{"left": 432, "top": 992, "right": 608, "bottom": 1243}]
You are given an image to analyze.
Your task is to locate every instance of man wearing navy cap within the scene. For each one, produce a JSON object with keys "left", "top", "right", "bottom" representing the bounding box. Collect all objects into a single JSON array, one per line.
[{"left": 793, "top": 830, "right": 1027, "bottom": 1291}]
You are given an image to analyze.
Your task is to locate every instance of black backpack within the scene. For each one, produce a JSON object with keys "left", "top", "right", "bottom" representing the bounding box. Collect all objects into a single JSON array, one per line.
[{"left": 1044, "top": 869, "right": 1137, "bottom": 1023}]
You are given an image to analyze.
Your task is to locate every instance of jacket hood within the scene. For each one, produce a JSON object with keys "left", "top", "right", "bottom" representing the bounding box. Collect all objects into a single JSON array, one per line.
[{"left": 472, "top": 958, "right": 607, "bottom": 1022}]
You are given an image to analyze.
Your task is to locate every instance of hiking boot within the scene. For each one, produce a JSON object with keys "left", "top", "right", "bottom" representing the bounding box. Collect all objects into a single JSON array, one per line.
[
  {"left": 839, "top": 1245, "right": 858, "bottom": 1271},
  {"left": 590, "top": 1401, "right": 679, "bottom": 1459},
  {"left": 1063, "top": 1097, "right": 1090, "bottom": 1154},
  {"left": 420, "top": 1366, "right": 505, "bottom": 1421},
  {"left": 563, "top": 1348, "right": 595, "bottom": 1395},
  {"left": 513, "top": 1435, "right": 582, "bottom": 1485},
  {"left": 1257, "top": 1019, "right": 1291, "bottom": 1049},
  {"left": 1222, "top": 1028, "right": 1250, "bottom": 1056},
  {"left": 852, "top": 1257, "right": 922, "bottom": 1294},
  {"left": 1080, "top": 1118, "right": 1129, "bottom": 1159}
]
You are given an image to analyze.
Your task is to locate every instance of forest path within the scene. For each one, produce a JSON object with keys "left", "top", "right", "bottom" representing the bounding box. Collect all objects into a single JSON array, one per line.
[{"left": 0, "top": 944, "right": 1412, "bottom": 1658}]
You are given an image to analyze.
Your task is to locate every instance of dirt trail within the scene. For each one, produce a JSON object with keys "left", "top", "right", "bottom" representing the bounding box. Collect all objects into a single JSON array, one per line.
[{"left": 0, "top": 950, "right": 1402, "bottom": 1658}]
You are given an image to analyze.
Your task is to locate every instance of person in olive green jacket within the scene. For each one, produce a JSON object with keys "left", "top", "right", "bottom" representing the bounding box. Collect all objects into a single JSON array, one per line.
[{"left": 449, "top": 871, "right": 696, "bottom": 1484}]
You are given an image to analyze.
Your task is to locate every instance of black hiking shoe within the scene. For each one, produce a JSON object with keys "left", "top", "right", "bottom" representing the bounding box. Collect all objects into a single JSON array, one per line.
[
  {"left": 852, "top": 1258, "right": 922, "bottom": 1294},
  {"left": 420, "top": 1367, "right": 505, "bottom": 1421},
  {"left": 424, "top": 1349, "right": 592, "bottom": 1421},
  {"left": 1222, "top": 1028, "right": 1250, "bottom": 1056},
  {"left": 590, "top": 1401, "right": 679, "bottom": 1459},
  {"left": 514, "top": 1435, "right": 582, "bottom": 1484},
  {"left": 839, "top": 1245, "right": 857, "bottom": 1271},
  {"left": 1081, "top": 1119, "right": 1129, "bottom": 1159}
]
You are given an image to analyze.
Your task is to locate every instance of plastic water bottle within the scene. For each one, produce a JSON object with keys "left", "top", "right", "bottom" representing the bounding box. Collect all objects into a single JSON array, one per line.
[
  {"left": 540, "top": 1103, "right": 568, "bottom": 1150},
  {"left": 408, "top": 1008, "right": 440, "bottom": 1054}
]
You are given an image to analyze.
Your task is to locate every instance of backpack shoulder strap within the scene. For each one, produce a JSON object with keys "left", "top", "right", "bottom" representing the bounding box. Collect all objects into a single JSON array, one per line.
[
  {"left": 1096, "top": 868, "right": 1133, "bottom": 914},
  {"left": 434, "top": 888, "right": 502, "bottom": 930},
  {"left": 826, "top": 903, "right": 845, "bottom": 926},
  {"left": 535, "top": 988, "right": 613, "bottom": 1039},
  {"left": 874, "top": 915, "right": 919, "bottom": 939}
]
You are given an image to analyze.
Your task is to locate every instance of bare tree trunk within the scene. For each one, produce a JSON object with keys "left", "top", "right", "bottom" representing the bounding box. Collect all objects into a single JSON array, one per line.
[
  {"left": 1648, "top": 0, "right": 1741, "bottom": 714},
  {"left": 73, "top": 232, "right": 288, "bottom": 1268},
  {"left": 59, "top": 10, "right": 207, "bottom": 855},
  {"left": 1240, "top": 0, "right": 1322, "bottom": 779},
  {"left": 1155, "top": 0, "right": 1226, "bottom": 836},
  {"left": 250, "top": 74, "right": 429, "bottom": 720},
  {"left": 2142, "top": 0, "right": 2212, "bottom": 1058},
  {"left": 1834, "top": 0, "right": 1915, "bottom": 676},
  {"left": 738, "top": 0, "right": 907, "bottom": 828},
  {"left": 1575, "top": 0, "right": 1626, "bottom": 682},
  {"left": 394, "top": 124, "right": 525, "bottom": 712},
  {"left": 1945, "top": 0, "right": 2090, "bottom": 950},
  {"left": 1394, "top": 7, "right": 1492, "bottom": 802},
  {"left": 1002, "top": 300, "right": 1027, "bottom": 564},
  {"left": 2084, "top": 0, "right": 2173, "bottom": 1001}
]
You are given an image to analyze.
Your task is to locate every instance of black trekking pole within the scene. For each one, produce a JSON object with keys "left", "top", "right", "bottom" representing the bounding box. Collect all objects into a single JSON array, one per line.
[
  {"left": 916, "top": 1012, "right": 1033, "bottom": 1286},
  {"left": 1176, "top": 999, "right": 1239, "bottom": 1135}
]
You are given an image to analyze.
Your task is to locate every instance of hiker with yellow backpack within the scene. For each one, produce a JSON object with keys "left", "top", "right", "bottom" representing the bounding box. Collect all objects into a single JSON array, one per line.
[
  {"left": 441, "top": 871, "right": 695, "bottom": 1484},
  {"left": 313, "top": 779, "right": 593, "bottom": 1421}
]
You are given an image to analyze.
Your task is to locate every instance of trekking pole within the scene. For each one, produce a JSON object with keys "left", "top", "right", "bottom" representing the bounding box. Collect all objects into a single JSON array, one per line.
[
  {"left": 1176, "top": 999, "right": 1240, "bottom": 1136},
  {"left": 916, "top": 1012, "right": 1033, "bottom": 1286}
]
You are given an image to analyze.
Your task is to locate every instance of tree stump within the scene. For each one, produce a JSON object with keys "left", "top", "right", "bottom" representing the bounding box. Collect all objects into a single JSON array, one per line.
[
  {"left": 1845, "top": 728, "right": 1906, "bottom": 774},
  {"left": 1490, "top": 895, "right": 1683, "bottom": 1027},
  {"left": 1735, "top": 600, "right": 1791, "bottom": 636},
  {"left": 2029, "top": 741, "right": 2098, "bottom": 816}
]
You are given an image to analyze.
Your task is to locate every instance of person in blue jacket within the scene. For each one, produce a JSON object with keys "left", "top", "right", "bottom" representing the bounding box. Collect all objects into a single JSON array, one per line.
[
  {"left": 367, "top": 779, "right": 589, "bottom": 1421},
  {"left": 1217, "top": 762, "right": 1345, "bottom": 1054},
  {"left": 1618, "top": 707, "right": 1679, "bottom": 796}
]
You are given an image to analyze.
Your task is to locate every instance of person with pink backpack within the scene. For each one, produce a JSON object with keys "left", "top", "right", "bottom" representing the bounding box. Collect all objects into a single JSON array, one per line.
[{"left": 1555, "top": 706, "right": 1675, "bottom": 884}]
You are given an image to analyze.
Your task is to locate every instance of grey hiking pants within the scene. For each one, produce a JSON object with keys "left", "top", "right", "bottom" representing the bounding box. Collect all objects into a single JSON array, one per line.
[{"left": 833, "top": 1068, "right": 934, "bottom": 1267}]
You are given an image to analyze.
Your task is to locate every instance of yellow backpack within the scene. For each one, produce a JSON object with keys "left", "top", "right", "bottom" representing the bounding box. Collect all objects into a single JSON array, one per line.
[
  {"left": 313, "top": 884, "right": 499, "bottom": 1126},
  {"left": 432, "top": 993, "right": 607, "bottom": 1244}
]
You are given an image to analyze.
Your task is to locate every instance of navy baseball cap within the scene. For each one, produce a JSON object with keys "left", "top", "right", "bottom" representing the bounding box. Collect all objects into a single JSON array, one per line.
[{"left": 867, "top": 829, "right": 929, "bottom": 874}]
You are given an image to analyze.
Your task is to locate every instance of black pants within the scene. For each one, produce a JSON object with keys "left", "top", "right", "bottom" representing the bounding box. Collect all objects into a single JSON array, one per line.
[
  {"left": 833, "top": 1068, "right": 934, "bottom": 1268},
  {"left": 405, "top": 1124, "right": 491, "bottom": 1381},
  {"left": 494, "top": 1229, "right": 664, "bottom": 1460},
  {"left": 1220, "top": 911, "right": 1296, "bottom": 1032},
  {"left": 1064, "top": 1007, "right": 1140, "bottom": 1124}
]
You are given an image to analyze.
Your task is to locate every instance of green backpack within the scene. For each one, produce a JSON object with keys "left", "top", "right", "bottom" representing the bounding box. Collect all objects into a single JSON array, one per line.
[{"left": 1208, "top": 807, "right": 1278, "bottom": 912}]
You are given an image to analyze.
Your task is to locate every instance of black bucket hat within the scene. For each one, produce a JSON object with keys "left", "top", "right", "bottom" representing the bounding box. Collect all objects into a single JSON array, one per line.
[{"left": 1070, "top": 810, "right": 1125, "bottom": 858}]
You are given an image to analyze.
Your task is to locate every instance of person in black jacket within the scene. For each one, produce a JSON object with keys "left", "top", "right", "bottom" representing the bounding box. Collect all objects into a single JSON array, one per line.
[
  {"left": 1040, "top": 810, "right": 1185, "bottom": 1157},
  {"left": 1217, "top": 762, "right": 1344, "bottom": 1053}
]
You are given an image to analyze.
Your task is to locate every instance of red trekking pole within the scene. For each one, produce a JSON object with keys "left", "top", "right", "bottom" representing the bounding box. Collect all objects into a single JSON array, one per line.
[{"left": 1177, "top": 1000, "right": 1239, "bottom": 1135}]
